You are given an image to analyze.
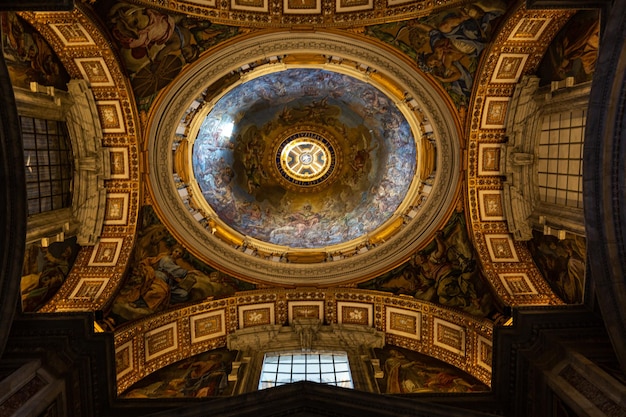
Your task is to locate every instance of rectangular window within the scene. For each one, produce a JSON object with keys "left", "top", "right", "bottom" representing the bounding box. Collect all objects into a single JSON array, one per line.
[
  {"left": 258, "top": 351, "right": 353, "bottom": 390},
  {"left": 21, "top": 116, "right": 73, "bottom": 216}
]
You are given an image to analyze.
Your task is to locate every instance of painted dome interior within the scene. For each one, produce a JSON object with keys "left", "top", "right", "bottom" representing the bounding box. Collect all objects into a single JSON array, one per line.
[{"left": 188, "top": 68, "right": 418, "bottom": 249}]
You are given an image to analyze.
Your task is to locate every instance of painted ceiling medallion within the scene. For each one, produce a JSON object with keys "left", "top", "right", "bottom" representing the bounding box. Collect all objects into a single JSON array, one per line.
[{"left": 277, "top": 132, "right": 335, "bottom": 187}]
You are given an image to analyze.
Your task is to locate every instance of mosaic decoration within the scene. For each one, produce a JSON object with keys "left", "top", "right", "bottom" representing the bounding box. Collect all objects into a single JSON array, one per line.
[
  {"left": 98, "top": 1, "right": 240, "bottom": 107},
  {"left": 104, "top": 206, "right": 255, "bottom": 327},
  {"left": 374, "top": 345, "right": 489, "bottom": 394},
  {"left": 191, "top": 68, "right": 416, "bottom": 249},
  {"left": 365, "top": 0, "right": 507, "bottom": 109},
  {"left": 122, "top": 348, "right": 237, "bottom": 398},
  {"left": 0, "top": 12, "right": 70, "bottom": 90},
  {"left": 527, "top": 230, "right": 586, "bottom": 304},
  {"left": 20, "top": 237, "right": 80, "bottom": 312},
  {"left": 537, "top": 10, "right": 600, "bottom": 85},
  {"left": 359, "top": 209, "right": 496, "bottom": 317}
]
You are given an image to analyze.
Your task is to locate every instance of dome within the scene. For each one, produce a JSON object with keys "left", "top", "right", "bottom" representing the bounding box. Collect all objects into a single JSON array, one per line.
[
  {"left": 190, "top": 68, "right": 416, "bottom": 249},
  {"left": 147, "top": 31, "right": 461, "bottom": 286}
]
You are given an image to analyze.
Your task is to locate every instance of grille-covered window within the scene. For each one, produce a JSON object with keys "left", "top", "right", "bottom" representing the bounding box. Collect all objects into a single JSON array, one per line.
[
  {"left": 21, "top": 117, "right": 73, "bottom": 215},
  {"left": 258, "top": 351, "right": 353, "bottom": 390}
]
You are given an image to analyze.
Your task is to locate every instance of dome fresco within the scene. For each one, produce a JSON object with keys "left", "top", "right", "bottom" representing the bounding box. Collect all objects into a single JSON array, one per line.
[{"left": 190, "top": 68, "right": 417, "bottom": 249}]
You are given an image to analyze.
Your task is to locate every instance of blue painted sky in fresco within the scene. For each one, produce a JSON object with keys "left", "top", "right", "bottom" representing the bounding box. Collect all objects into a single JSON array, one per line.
[{"left": 192, "top": 68, "right": 416, "bottom": 249}]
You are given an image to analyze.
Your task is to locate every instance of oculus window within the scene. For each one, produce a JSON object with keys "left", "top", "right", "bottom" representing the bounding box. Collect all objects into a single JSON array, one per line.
[{"left": 258, "top": 351, "right": 353, "bottom": 389}]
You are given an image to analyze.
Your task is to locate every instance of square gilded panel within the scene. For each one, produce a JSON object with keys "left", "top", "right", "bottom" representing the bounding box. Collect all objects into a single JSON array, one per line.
[
  {"left": 191, "top": 310, "right": 226, "bottom": 343},
  {"left": 498, "top": 272, "right": 538, "bottom": 295},
  {"left": 69, "top": 278, "right": 108, "bottom": 300},
  {"left": 385, "top": 307, "right": 420, "bottom": 340},
  {"left": 478, "top": 190, "right": 505, "bottom": 221},
  {"left": 238, "top": 303, "right": 274, "bottom": 328},
  {"left": 477, "top": 335, "right": 493, "bottom": 371},
  {"left": 336, "top": 0, "right": 373, "bottom": 13},
  {"left": 232, "top": 0, "right": 268, "bottom": 12},
  {"left": 509, "top": 18, "right": 551, "bottom": 42},
  {"left": 145, "top": 322, "right": 178, "bottom": 361},
  {"left": 88, "top": 238, "right": 123, "bottom": 266},
  {"left": 477, "top": 144, "right": 503, "bottom": 175},
  {"left": 337, "top": 301, "right": 372, "bottom": 326},
  {"left": 115, "top": 341, "right": 134, "bottom": 378},
  {"left": 433, "top": 318, "right": 465, "bottom": 356},
  {"left": 284, "top": 0, "right": 321, "bottom": 14},
  {"left": 50, "top": 23, "right": 95, "bottom": 46},
  {"left": 104, "top": 193, "right": 129, "bottom": 225},
  {"left": 288, "top": 301, "right": 324, "bottom": 322},
  {"left": 186, "top": 0, "right": 217, "bottom": 5},
  {"left": 481, "top": 97, "right": 509, "bottom": 129},
  {"left": 485, "top": 234, "right": 519, "bottom": 262},
  {"left": 74, "top": 57, "right": 114, "bottom": 87},
  {"left": 109, "top": 148, "right": 129, "bottom": 179},
  {"left": 97, "top": 100, "right": 125, "bottom": 133},
  {"left": 491, "top": 54, "right": 528, "bottom": 83}
]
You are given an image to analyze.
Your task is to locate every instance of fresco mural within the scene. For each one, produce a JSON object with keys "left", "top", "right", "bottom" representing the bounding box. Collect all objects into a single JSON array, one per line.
[
  {"left": 96, "top": 1, "right": 240, "bottom": 108},
  {"left": 359, "top": 207, "right": 495, "bottom": 317},
  {"left": 0, "top": 12, "right": 70, "bottom": 90},
  {"left": 122, "top": 348, "right": 237, "bottom": 398},
  {"left": 20, "top": 237, "right": 80, "bottom": 312},
  {"left": 537, "top": 10, "right": 600, "bottom": 85},
  {"left": 527, "top": 230, "right": 586, "bottom": 304},
  {"left": 375, "top": 345, "right": 489, "bottom": 394},
  {"left": 104, "top": 206, "right": 255, "bottom": 328},
  {"left": 191, "top": 68, "right": 416, "bottom": 249},
  {"left": 365, "top": 0, "right": 507, "bottom": 109}
]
